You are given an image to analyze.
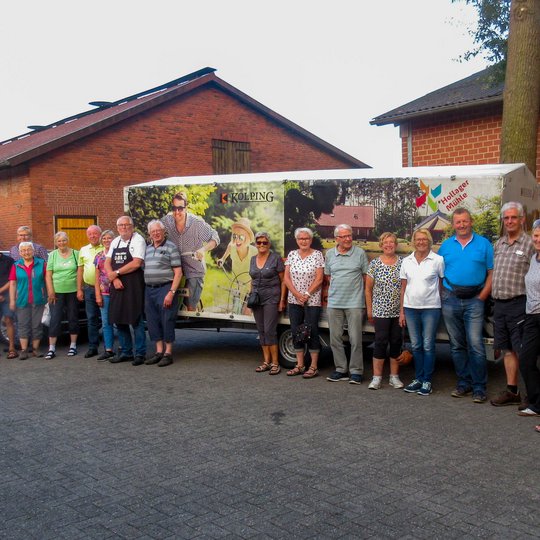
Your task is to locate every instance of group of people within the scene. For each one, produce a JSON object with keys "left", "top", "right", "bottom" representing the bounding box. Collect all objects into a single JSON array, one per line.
[
  {"left": 1, "top": 191, "right": 220, "bottom": 368},
  {"left": 248, "top": 203, "right": 540, "bottom": 435},
  {"left": 2, "top": 198, "right": 540, "bottom": 433}
]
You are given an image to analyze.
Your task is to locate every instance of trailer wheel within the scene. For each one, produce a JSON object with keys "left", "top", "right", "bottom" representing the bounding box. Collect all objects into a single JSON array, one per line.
[
  {"left": 0, "top": 319, "right": 9, "bottom": 345},
  {"left": 278, "top": 327, "right": 297, "bottom": 369}
]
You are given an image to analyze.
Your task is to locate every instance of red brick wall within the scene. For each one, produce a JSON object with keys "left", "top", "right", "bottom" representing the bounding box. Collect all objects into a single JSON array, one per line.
[
  {"left": 0, "top": 86, "right": 362, "bottom": 250},
  {"left": 401, "top": 104, "right": 540, "bottom": 181}
]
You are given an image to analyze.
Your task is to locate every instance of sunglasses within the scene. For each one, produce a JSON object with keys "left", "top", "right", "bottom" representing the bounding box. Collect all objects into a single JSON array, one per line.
[
  {"left": 172, "top": 205, "right": 186, "bottom": 212},
  {"left": 256, "top": 240, "right": 269, "bottom": 245},
  {"left": 232, "top": 233, "right": 246, "bottom": 242}
]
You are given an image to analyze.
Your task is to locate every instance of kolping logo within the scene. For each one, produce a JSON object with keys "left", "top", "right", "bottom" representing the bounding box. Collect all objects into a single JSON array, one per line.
[{"left": 220, "top": 191, "right": 275, "bottom": 203}]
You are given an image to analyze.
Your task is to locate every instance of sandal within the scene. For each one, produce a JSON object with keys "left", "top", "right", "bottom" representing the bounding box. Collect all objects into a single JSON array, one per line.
[
  {"left": 302, "top": 366, "right": 319, "bottom": 379},
  {"left": 7, "top": 350, "right": 18, "bottom": 359},
  {"left": 287, "top": 365, "right": 305, "bottom": 376},
  {"left": 67, "top": 347, "right": 77, "bottom": 357},
  {"left": 45, "top": 350, "right": 56, "bottom": 360},
  {"left": 255, "top": 362, "right": 271, "bottom": 372},
  {"left": 269, "top": 364, "right": 281, "bottom": 375}
]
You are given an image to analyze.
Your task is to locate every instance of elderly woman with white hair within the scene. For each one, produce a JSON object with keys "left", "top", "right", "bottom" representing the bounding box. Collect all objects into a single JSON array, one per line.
[
  {"left": 283, "top": 227, "right": 324, "bottom": 378},
  {"left": 399, "top": 228, "right": 445, "bottom": 396},
  {"left": 9, "top": 242, "right": 49, "bottom": 359},
  {"left": 519, "top": 218, "right": 540, "bottom": 430},
  {"left": 143, "top": 220, "right": 183, "bottom": 367},
  {"left": 45, "top": 232, "right": 80, "bottom": 358}
]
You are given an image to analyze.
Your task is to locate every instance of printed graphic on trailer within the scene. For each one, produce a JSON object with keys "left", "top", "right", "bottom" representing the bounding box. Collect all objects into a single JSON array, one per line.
[
  {"left": 127, "top": 181, "right": 284, "bottom": 316},
  {"left": 126, "top": 174, "right": 501, "bottom": 314}
]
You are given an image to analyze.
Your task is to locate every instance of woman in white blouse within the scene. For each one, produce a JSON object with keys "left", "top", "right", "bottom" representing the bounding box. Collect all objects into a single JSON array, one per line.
[
  {"left": 399, "top": 228, "right": 445, "bottom": 396},
  {"left": 283, "top": 228, "right": 324, "bottom": 378}
]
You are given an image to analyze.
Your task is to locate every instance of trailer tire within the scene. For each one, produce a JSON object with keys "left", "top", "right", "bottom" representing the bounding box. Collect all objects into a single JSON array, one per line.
[
  {"left": 0, "top": 319, "right": 9, "bottom": 345},
  {"left": 278, "top": 327, "right": 297, "bottom": 369}
]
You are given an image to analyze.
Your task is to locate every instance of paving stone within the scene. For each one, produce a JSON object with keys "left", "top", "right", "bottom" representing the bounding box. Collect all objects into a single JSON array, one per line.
[{"left": 0, "top": 332, "right": 539, "bottom": 539}]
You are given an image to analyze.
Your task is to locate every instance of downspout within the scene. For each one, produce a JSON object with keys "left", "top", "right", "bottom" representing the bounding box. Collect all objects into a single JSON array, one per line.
[{"left": 399, "top": 122, "right": 413, "bottom": 167}]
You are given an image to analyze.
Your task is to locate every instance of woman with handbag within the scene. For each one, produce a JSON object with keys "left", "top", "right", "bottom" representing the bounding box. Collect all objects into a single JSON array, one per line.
[
  {"left": 365, "top": 232, "right": 404, "bottom": 389},
  {"left": 44, "top": 232, "right": 80, "bottom": 359},
  {"left": 283, "top": 227, "right": 324, "bottom": 378},
  {"left": 399, "top": 229, "right": 445, "bottom": 396},
  {"left": 250, "top": 232, "right": 286, "bottom": 375}
]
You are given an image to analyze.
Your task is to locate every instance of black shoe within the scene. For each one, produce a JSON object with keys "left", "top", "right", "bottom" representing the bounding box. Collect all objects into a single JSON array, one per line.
[
  {"left": 84, "top": 349, "right": 98, "bottom": 358},
  {"left": 145, "top": 352, "right": 163, "bottom": 365},
  {"left": 158, "top": 354, "right": 173, "bottom": 367},
  {"left": 97, "top": 351, "right": 115, "bottom": 362},
  {"left": 132, "top": 355, "right": 146, "bottom": 366},
  {"left": 110, "top": 355, "right": 133, "bottom": 364}
]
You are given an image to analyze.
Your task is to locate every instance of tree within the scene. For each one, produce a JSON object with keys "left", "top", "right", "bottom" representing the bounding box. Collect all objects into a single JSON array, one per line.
[
  {"left": 453, "top": 0, "right": 540, "bottom": 176},
  {"left": 452, "top": 0, "right": 511, "bottom": 73},
  {"left": 499, "top": 0, "right": 540, "bottom": 175}
]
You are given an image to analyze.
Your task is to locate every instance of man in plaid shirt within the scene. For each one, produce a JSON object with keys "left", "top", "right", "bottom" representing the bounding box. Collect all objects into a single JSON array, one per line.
[
  {"left": 490, "top": 202, "right": 534, "bottom": 408},
  {"left": 162, "top": 191, "right": 219, "bottom": 311}
]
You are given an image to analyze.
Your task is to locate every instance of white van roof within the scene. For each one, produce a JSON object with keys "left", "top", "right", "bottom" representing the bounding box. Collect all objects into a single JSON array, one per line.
[{"left": 129, "top": 163, "right": 530, "bottom": 188}]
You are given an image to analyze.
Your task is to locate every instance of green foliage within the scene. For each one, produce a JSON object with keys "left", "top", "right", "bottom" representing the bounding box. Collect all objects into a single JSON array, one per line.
[
  {"left": 440, "top": 195, "right": 501, "bottom": 241},
  {"left": 452, "top": 0, "right": 510, "bottom": 69},
  {"left": 472, "top": 195, "right": 501, "bottom": 241},
  {"left": 127, "top": 184, "right": 217, "bottom": 234}
]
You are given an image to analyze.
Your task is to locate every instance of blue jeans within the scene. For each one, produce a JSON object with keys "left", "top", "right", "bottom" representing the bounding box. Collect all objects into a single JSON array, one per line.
[
  {"left": 442, "top": 290, "right": 487, "bottom": 393},
  {"left": 84, "top": 286, "right": 101, "bottom": 350},
  {"left": 100, "top": 295, "right": 115, "bottom": 351},
  {"left": 116, "top": 316, "right": 146, "bottom": 358},
  {"left": 145, "top": 285, "right": 178, "bottom": 343},
  {"left": 404, "top": 308, "right": 440, "bottom": 383}
]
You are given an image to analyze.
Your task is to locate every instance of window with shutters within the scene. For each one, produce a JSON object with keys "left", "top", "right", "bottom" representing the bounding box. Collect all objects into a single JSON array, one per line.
[{"left": 212, "top": 139, "right": 251, "bottom": 174}]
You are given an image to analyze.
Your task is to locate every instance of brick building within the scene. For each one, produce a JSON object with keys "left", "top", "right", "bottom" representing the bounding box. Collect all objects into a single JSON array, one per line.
[
  {"left": 370, "top": 66, "right": 540, "bottom": 181},
  {"left": 0, "top": 67, "right": 367, "bottom": 250}
]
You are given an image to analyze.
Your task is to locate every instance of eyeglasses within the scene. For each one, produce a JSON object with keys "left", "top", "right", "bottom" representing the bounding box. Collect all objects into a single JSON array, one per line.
[
  {"left": 232, "top": 233, "right": 246, "bottom": 242},
  {"left": 172, "top": 205, "right": 186, "bottom": 212},
  {"left": 297, "top": 237, "right": 311, "bottom": 241},
  {"left": 336, "top": 234, "right": 352, "bottom": 239},
  {"left": 256, "top": 241, "right": 269, "bottom": 245},
  {"left": 117, "top": 223, "right": 133, "bottom": 228}
]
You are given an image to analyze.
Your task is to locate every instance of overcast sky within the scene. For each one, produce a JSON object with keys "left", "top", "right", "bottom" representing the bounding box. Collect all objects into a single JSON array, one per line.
[{"left": 1, "top": 0, "right": 488, "bottom": 170}]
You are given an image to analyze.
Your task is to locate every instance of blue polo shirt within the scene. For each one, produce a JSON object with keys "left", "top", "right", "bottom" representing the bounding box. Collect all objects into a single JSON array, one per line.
[
  {"left": 438, "top": 233, "right": 493, "bottom": 289},
  {"left": 324, "top": 245, "right": 368, "bottom": 309}
]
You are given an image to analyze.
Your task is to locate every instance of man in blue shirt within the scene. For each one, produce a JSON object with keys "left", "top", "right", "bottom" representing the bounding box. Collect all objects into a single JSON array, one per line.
[
  {"left": 438, "top": 208, "right": 493, "bottom": 403},
  {"left": 324, "top": 224, "right": 369, "bottom": 384}
]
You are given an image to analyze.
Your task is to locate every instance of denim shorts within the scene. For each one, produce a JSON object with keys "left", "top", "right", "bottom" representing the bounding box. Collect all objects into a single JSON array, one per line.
[{"left": 0, "top": 300, "right": 15, "bottom": 319}]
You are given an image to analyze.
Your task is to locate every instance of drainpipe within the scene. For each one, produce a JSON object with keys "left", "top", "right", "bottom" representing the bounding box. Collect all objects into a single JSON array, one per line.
[{"left": 399, "top": 123, "right": 413, "bottom": 167}]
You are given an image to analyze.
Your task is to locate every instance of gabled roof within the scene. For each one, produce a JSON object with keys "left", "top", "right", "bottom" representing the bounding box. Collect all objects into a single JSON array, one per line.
[
  {"left": 0, "top": 67, "right": 366, "bottom": 169},
  {"left": 370, "top": 65, "right": 504, "bottom": 126},
  {"left": 316, "top": 205, "right": 375, "bottom": 228}
]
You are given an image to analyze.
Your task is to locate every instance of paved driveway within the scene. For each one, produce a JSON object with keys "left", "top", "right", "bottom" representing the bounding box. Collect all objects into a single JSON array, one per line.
[{"left": 1, "top": 330, "right": 538, "bottom": 539}]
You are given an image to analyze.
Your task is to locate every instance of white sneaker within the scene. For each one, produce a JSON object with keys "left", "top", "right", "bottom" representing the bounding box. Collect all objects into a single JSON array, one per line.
[
  {"left": 389, "top": 375, "right": 404, "bottom": 389},
  {"left": 368, "top": 376, "right": 382, "bottom": 390}
]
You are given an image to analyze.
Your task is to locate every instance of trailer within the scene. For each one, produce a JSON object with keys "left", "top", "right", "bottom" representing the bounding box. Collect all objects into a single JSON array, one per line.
[{"left": 125, "top": 163, "right": 540, "bottom": 367}]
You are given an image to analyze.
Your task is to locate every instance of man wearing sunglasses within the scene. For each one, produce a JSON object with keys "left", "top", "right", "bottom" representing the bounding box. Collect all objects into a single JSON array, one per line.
[{"left": 162, "top": 191, "right": 219, "bottom": 311}]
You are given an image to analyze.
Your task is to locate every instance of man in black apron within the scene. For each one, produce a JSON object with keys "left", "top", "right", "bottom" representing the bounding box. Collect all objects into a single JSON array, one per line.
[{"left": 104, "top": 216, "right": 147, "bottom": 365}]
